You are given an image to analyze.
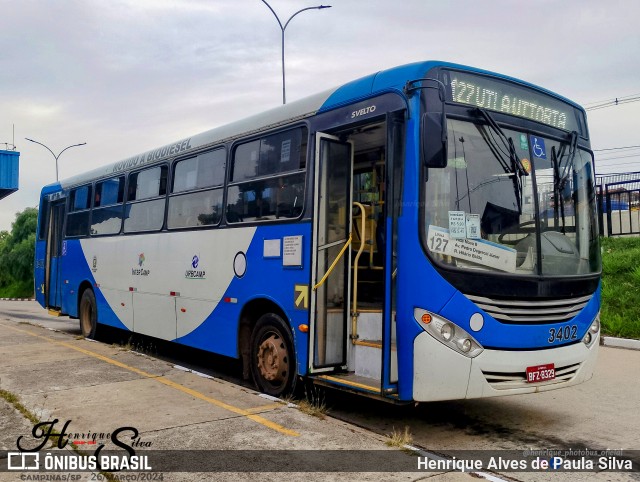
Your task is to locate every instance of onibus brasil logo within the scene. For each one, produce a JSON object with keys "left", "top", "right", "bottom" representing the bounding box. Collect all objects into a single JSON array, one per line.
[{"left": 7, "top": 419, "right": 152, "bottom": 472}]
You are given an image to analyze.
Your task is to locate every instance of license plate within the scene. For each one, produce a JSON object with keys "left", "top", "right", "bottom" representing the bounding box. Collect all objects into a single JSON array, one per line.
[{"left": 526, "top": 363, "right": 555, "bottom": 383}]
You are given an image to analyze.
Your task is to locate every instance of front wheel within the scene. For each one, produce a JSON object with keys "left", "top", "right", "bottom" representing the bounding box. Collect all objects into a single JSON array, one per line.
[
  {"left": 250, "top": 313, "right": 297, "bottom": 397},
  {"left": 79, "top": 289, "right": 98, "bottom": 339}
]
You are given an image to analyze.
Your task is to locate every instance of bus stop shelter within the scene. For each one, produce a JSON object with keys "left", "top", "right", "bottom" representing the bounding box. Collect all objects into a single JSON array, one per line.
[{"left": 0, "top": 149, "right": 19, "bottom": 199}]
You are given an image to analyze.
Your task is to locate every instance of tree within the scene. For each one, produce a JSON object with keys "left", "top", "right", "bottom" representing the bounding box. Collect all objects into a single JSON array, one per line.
[
  {"left": 0, "top": 208, "right": 38, "bottom": 297},
  {"left": 0, "top": 230, "right": 9, "bottom": 289}
]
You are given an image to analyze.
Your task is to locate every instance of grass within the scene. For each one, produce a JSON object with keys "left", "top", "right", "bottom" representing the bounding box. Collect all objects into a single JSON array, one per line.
[
  {"left": 386, "top": 426, "right": 413, "bottom": 448},
  {"left": 0, "top": 388, "right": 40, "bottom": 425},
  {"left": 0, "top": 280, "right": 34, "bottom": 298},
  {"left": 297, "top": 398, "right": 328, "bottom": 419},
  {"left": 600, "top": 237, "right": 640, "bottom": 339},
  {"left": 298, "top": 384, "right": 328, "bottom": 419},
  {"left": 282, "top": 384, "right": 329, "bottom": 419},
  {"left": 110, "top": 336, "right": 157, "bottom": 356}
]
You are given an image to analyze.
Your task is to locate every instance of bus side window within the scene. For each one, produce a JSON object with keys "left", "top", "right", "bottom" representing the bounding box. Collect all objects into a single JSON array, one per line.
[
  {"left": 226, "top": 127, "right": 307, "bottom": 223},
  {"left": 66, "top": 185, "right": 92, "bottom": 237},
  {"left": 38, "top": 197, "right": 50, "bottom": 240},
  {"left": 167, "top": 148, "right": 225, "bottom": 229},
  {"left": 95, "top": 176, "right": 124, "bottom": 207},
  {"left": 124, "top": 166, "right": 168, "bottom": 233},
  {"left": 92, "top": 176, "right": 125, "bottom": 236}
]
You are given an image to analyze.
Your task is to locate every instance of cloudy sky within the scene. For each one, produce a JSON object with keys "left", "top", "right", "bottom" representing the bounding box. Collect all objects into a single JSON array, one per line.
[{"left": 1, "top": 0, "right": 639, "bottom": 231}]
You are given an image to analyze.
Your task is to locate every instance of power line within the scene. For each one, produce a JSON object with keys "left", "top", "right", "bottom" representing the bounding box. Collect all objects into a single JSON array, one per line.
[
  {"left": 597, "top": 154, "right": 640, "bottom": 162},
  {"left": 595, "top": 160, "right": 640, "bottom": 168},
  {"left": 596, "top": 153, "right": 640, "bottom": 162},
  {"left": 585, "top": 96, "right": 640, "bottom": 111},
  {"left": 594, "top": 145, "right": 640, "bottom": 152},
  {"left": 583, "top": 92, "right": 640, "bottom": 107}
]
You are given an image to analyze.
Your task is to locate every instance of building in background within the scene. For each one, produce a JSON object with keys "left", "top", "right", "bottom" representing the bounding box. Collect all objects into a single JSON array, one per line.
[{"left": 0, "top": 148, "right": 19, "bottom": 200}]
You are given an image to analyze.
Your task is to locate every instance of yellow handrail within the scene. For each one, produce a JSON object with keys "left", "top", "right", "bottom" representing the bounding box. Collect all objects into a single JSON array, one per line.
[
  {"left": 312, "top": 202, "right": 368, "bottom": 345},
  {"left": 313, "top": 233, "right": 352, "bottom": 291},
  {"left": 351, "top": 202, "right": 367, "bottom": 343}
]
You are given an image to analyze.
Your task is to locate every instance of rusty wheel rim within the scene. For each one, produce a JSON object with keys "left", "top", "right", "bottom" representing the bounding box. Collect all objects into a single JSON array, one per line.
[{"left": 256, "top": 333, "right": 289, "bottom": 384}]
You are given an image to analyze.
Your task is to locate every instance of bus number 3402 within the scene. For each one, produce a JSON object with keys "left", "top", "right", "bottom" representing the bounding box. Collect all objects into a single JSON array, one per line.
[{"left": 548, "top": 325, "right": 578, "bottom": 344}]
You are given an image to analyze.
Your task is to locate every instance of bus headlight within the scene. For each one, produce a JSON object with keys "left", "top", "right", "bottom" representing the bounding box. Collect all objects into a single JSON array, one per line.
[
  {"left": 459, "top": 338, "right": 472, "bottom": 353},
  {"left": 590, "top": 315, "right": 600, "bottom": 333},
  {"left": 583, "top": 312, "right": 600, "bottom": 347},
  {"left": 414, "top": 308, "right": 483, "bottom": 358},
  {"left": 441, "top": 323, "right": 454, "bottom": 341}
]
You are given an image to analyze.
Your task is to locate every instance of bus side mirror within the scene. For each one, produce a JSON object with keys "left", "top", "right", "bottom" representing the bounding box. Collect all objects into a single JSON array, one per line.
[{"left": 422, "top": 112, "right": 448, "bottom": 168}]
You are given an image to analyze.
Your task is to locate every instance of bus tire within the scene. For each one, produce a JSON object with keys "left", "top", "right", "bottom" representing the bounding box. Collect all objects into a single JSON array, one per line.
[
  {"left": 79, "top": 289, "right": 98, "bottom": 339},
  {"left": 250, "top": 313, "right": 296, "bottom": 397}
]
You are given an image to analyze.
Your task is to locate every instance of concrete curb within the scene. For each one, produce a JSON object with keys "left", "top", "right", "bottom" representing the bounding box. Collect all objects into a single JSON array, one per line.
[
  {"left": 602, "top": 336, "right": 640, "bottom": 350},
  {"left": 0, "top": 298, "right": 35, "bottom": 301}
]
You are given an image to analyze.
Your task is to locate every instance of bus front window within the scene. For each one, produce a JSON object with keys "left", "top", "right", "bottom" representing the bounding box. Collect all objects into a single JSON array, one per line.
[{"left": 423, "top": 118, "right": 600, "bottom": 277}]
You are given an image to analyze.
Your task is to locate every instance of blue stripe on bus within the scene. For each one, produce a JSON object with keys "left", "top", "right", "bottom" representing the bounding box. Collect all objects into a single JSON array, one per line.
[
  {"left": 58, "top": 225, "right": 313, "bottom": 370},
  {"left": 174, "top": 222, "right": 312, "bottom": 373},
  {"left": 62, "top": 239, "right": 130, "bottom": 330}
]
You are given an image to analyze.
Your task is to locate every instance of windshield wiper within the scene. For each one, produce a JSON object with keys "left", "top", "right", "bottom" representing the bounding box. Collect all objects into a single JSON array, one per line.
[
  {"left": 551, "top": 130, "right": 578, "bottom": 233},
  {"left": 474, "top": 108, "right": 529, "bottom": 213},
  {"left": 475, "top": 108, "right": 530, "bottom": 177},
  {"left": 558, "top": 130, "right": 578, "bottom": 190}
]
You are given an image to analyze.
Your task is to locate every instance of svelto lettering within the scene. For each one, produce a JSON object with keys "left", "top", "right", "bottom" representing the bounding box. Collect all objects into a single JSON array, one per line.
[{"left": 351, "top": 105, "right": 376, "bottom": 118}]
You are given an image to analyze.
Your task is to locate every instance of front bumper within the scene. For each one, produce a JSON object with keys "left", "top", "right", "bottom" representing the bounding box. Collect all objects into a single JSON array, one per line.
[{"left": 412, "top": 331, "right": 599, "bottom": 402}]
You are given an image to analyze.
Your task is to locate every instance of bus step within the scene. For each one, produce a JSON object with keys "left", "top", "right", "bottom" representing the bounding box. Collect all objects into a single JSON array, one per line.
[
  {"left": 47, "top": 309, "right": 62, "bottom": 317},
  {"left": 353, "top": 339, "right": 382, "bottom": 349},
  {"left": 313, "top": 373, "right": 380, "bottom": 394},
  {"left": 353, "top": 339, "right": 397, "bottom": 350}
]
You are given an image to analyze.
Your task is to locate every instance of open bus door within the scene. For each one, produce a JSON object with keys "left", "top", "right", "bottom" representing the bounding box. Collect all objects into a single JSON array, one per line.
[
  {"left": 44, "top": 200, "right": 65, "bottom": 310},
  {"left": 309, "top": 113, "right": 403, "bottom": 398},
  {"left": 309, "top": 133, "right": 353, "bottom": 373}
]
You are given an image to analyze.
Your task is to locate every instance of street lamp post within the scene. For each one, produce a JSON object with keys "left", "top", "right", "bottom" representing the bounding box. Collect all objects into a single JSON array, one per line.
[
  {"left": 261, "top": 1, "right": 331, "bottom": 105},
  {"left": 25, "top": 138, "right": 87, "bottom": 182}
]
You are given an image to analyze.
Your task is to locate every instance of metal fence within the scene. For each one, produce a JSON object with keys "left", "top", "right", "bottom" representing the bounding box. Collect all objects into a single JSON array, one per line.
[{"left": 596, "top": 172, "right": 640, "bottom": 237}]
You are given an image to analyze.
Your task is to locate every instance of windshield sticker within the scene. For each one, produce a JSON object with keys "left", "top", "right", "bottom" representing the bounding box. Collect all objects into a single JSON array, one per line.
[
  {"left": 450, "top": 156, "right": 468, "bottom": 169},
  {"left": 448, "top": 211, "right": 467, "bottom": 238},
  {"left": 530, "top": 136, "right": 547, "bottom": 159},
  {"left": 465, "top": 214, "right": 481, "bottom": 239},
  {"left": 519, "top": 134, "right": 529, "bottom": 151},
  {"left": 428, "top": 225, "right": 517, "bottom": 273},
  {"left": 521, "top": 158, "right": 532, "bottom": 174}
]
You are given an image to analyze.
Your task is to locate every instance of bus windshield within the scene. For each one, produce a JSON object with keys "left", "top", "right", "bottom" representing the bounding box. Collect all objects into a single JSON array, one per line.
[{"left": 424, "top": 118, "right": 600, "bottom": 277}]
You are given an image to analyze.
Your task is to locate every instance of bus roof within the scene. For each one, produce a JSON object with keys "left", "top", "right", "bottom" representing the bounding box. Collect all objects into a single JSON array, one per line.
[
  {"left": 56, "top": 87, "right": 336, "bottom": 189},
  {"left": 52, "top": 60, "right": 583, "bottom": 190}
]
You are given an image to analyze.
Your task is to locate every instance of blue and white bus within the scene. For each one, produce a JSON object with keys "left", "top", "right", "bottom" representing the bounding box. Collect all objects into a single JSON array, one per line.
[{"left": 35, "top": 61, "right": 601, "bottom": 402}]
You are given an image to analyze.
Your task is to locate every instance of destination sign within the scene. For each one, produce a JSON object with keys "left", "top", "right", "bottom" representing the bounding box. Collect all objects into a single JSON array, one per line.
[{"left": 444, "top": 70, "right": 583, "bottom": 133}]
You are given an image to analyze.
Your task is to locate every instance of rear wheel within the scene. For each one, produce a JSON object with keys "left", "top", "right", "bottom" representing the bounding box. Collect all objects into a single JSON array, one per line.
[
  {"left": 79, "top": 289, "right": 98, "bottom": 339},
  {"left": 250, "top": 313, "right": 296, "bottom": 397}
]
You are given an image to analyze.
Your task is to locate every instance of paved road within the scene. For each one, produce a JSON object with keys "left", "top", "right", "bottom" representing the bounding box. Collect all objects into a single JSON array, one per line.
[{"left": 1, "top": 300, "right": 638, "bottom": 481}]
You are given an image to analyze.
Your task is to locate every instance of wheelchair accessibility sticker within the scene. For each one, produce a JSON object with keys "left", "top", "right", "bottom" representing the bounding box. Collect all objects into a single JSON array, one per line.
[{"left": 530, "top": 136, "right": 547, "bottom": 159}]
